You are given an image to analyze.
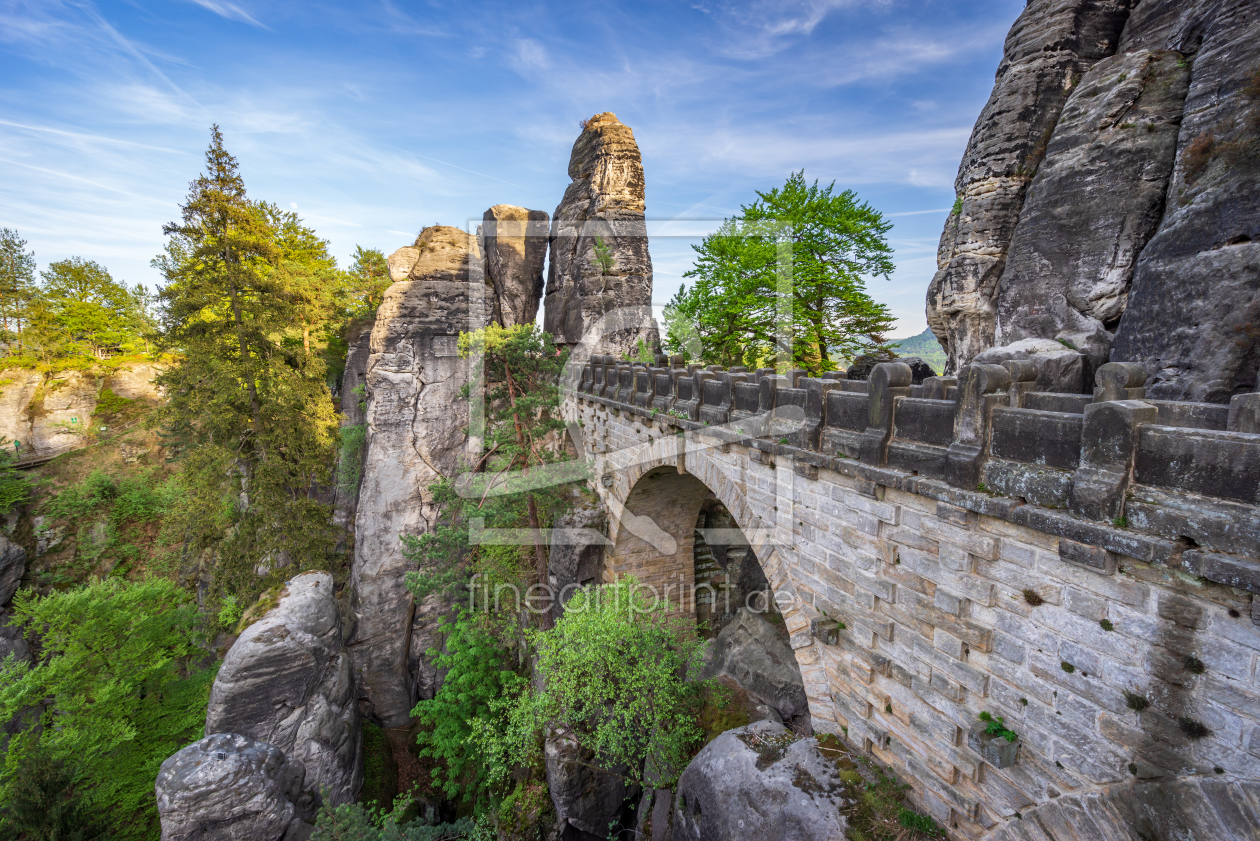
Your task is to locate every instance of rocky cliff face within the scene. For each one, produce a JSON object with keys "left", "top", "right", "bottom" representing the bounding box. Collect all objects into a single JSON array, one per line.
[
  {"left": 480, "top": 204, "right": 548, "bottom": 328},
  {"left": 205, "top": 572, "right": 362, "bottom": 805},
  {"left": 543, "top": 113, "right": 659, "bottom": 359},
  {"left": 930, "top": 0, "right": 1260, "bottom": 402},
  {"left": 349, "top": 225, "right": 488, "bottom": 728}
]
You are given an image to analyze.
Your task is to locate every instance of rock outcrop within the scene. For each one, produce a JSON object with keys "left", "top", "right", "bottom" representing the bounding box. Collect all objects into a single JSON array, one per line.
[
  {"left": 974, "top": 337, "right": 1086, "bottom": 394},
  {"left": 31, "top": 371, "right": 99, "bottom": 451},
  {"left": 671, "top": 720, "right": 849, "bottom": 841},
  {"left": 205, "top": 572, "right": 362, "bottom": 804},
  {"left": 0, "top": 533, "right": 25, "bottom": 605},
  {"left": 928, "top": 0, "right": 1138, "bottom": 372},
  {"left": 350, "top": 225, "right": 487, "bottom": 728},
  {"left": 929, "top": 0, "right": 1260, "bottom": 401},
  {"left": 545, "top": 727, "right": 639, "bottom": 840},
  {"left": 155, "top": 733, "right": 317, "bottom": 841},
  {"left": 543, "top": 113, "right": 659, "bottom": 359},
  {"left": 546, "top": 490, "right": 607, "bottom": 619},
  {"left": 701, "top": 609, "right": 810, "bottom": 729},
  {"left": 1110, "top": 0, "right": 1260, "bottom": 401},
  {"left": 992, "top": 48, "right": 1190, "bottom": 375},
  {"left": 0, "top": 364, "right": 162, "bottom": 453},
  {"left": 481, "top": 204, "right": 548, "bottom": 328},
  {"left": 332, "top": 319, "right": 373, "bottom": 533}
]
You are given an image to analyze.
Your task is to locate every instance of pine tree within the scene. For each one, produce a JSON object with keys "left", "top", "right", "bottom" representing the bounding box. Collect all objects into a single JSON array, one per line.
[
  {"left": 153, "top": 126, "right": 340, "bottom": 599},
  {"left": 40, "top": 257, "right": 137, "bottom": 357},
  {"left": 0, "top": 228, "right": 36, "bottom": 349}
]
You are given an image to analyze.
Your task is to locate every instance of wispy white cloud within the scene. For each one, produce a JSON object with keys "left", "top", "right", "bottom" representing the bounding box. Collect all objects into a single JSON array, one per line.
[{"left": 185, "top": 0, "right": 266, "bottom": 27}]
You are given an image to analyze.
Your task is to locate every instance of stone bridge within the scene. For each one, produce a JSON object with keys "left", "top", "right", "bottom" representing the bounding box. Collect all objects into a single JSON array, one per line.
[{"left": 562, "top": 356, "right": 1260, "bottom": 840}]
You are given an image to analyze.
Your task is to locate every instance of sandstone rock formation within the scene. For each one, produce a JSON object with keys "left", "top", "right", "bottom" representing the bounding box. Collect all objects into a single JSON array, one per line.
[
  {"left": 0, "top": 364, "right": 162, "bottom": 453},
  {"left": 545, "top": 727, "right": 639, "bottom": 840},
  {"left": 1111, "top": 0, "right": 1260, "bottom": 401},
  {"left": 975, "top": 337, "right": 1086, "bottom": 394},
  {"left": 107, "top": 363, "right": 163, "bottom": 401},
  {"left": 0, "top": 533, "right": 25, "bottom": 605},
  {"left": 992, "top": 49, "right": 1190, "bottom": 375},
  {"left": 332, "top": 319, "right": 373, "bottom": 533},
  {"left": 546, "top": 491, "right": 607, "bottom": 619},
  {"left": 0, "top": 372, "right": 40, "bottom": 448},
  {"left": 671, "top": 720, "right": 849, "bottom": 841},
  {"left": 928, "top": 0, "right": 1138, "bottom": 372},
  {"left": 155, "top": 733, "right": 317, "bottom": 841},
  {"left": 481, "top": 204, "right": 548, "bottom": 328},
  {"left": 930, "top": 0, "right": 1260, "bottom": 401},
  {"left": 205, "top": 572, "right": 362, "bottom": 805},
  {"left": 31, "top": 371, "right": 98, "bottom": 451},
  {"left": 701, "top": 608, "right": 809, "bottom": 729},
  {"left": 350, "top": 225, "right": 487, "bottom": 728},
  {"left": 543, "top": 113, "right": 659, "bottom": 359}
]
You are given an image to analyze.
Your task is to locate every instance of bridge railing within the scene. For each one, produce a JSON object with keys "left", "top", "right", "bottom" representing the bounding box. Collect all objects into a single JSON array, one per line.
[{"left": 568, "top": 353, "right": 1260, "bottom": 593}]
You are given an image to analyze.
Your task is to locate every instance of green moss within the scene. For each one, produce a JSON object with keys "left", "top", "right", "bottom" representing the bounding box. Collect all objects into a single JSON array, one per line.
[{"left": 357, "top": 721, "right": 398, "bottom": 812}]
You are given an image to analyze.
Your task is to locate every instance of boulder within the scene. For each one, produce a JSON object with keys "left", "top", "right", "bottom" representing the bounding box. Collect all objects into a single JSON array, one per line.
[
  {"left": 671, "top": 720, "right": 849, "bottom": 841},
  {"left": 975, "top": 338, "right": 1086, "bottom": 394},
  {"left": 701, "top": 608, "right": 809, "bottom": 729},
  {"left": 927, "top": 0, "right": 1136, "bottom": 373},
  {"left": 1110, "top": 0, "right": 1260, "bottom": 402},
  {"left": 0, "top": 533, "right": 25, "bottom": 605},
  {"left": 545, "top": 726, "right": 639, "bottom": 840},
  {"left": 350, "top": 225, "right": 486, "bottom": 727},
  {"left": 543, "top": 113, "right": 659, "bottom": 359},
  {"left": 155, "top": 733, "right": 316, "bottom": 841},
  {"left": 992, "top": 49, "right": 1190, "bottom": 373},
  {"left": 205, "top": 572, "right": 362, "bottom": 804},
  {"left": 481, "top": 204, "right": 549, "bottom": 328}
]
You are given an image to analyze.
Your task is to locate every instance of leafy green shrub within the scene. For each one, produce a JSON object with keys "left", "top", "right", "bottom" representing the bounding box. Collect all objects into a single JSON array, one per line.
[
  {"left": 94, "top": 387, "right": 135, "bottom": 417},
  {"left": 0, "top": 439, "right": 31, "bottom": 513},
  {"left": 0, "top": 578, "right": 215, "bottom": 839},
  {"left": 978, "top": 711, "right": 1018, "bottom": 742},
  {"left": 310, "top": 797, "right": 476, "bottom": 840},
  {"left": 336, "top": 423, "right": 367, "bottom": 493}
]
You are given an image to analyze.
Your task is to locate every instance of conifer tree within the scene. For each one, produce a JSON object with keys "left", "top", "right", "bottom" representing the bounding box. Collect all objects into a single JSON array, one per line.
[
  {"left": 0, "top": 228, "right": 35, "bottom": 347},
  {"left": 153, "top": 126, "right": 339, "bottom": 598}
]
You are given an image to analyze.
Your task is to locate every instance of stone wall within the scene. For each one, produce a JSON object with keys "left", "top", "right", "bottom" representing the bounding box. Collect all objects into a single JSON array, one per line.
[{"left": 566, "top": 359, "right": 1260, "bottom": 839}]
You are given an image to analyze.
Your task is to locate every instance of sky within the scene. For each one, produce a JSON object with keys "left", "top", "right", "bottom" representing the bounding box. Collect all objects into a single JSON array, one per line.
[{"left": 0, "top": 0, "right": 1024, "bottom": 337}]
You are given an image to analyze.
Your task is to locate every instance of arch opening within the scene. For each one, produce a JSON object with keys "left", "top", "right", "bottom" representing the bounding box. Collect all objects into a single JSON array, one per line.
[{"left": 605, "top": 465, "right": 810, "bottom": 732}]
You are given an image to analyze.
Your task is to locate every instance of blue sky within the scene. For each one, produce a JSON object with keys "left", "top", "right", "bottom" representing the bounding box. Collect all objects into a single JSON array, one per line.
[{"left": 0, "top": 0, "right": 1022, "bottom": 336}]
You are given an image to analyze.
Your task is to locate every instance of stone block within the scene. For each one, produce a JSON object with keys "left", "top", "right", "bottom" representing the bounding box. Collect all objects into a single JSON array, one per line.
[
  {"left": 1183, "top": 551, "right": 1260, "bottom": 595},
  {"left": 1228, "top": 393, "right": 1260, "bottom": 434},
  {"left": 1058, "top": 539, "right": 1116, "bottom": 575},
  {"left": 1069, "top": 400, "right": 1157, "bottom": 522},
  {"left": 967, "top": 725, "right": 1020, "bottom": 769}
]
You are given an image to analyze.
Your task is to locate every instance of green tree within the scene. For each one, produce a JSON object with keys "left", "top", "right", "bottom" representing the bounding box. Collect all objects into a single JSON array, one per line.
[
  {"left": 474, "top": 580, "right": 705, "bottom": 791},
  {"left": 40, "top": 257, "right": 138, "bottom": 358},
  {"left": 665, "top": 171, "right": 895, "bottom": 372},
  {"left": 152, "top": 125, "right": 340, "bottom": 600},
  {"left": 404, "top": 324, "right": 578, "bottom": 623},
  {"left": 347, "top": 246, "right": 392, "bottom": 318},
  {"left": 261, "top": 202, "right": 346, "bottom": 355},
  {"left": 0, "top": 228, "right": 36, "bottom": 348},
  {"left": 0, "top": 578, "right": 215, "bottom": 840}
]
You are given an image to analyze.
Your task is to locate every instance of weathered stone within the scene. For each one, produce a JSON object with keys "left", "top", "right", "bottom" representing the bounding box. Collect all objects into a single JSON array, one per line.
[
  {"left": 155, "top": 733, "right": 316, "bottom": 841},
  {"left": 992, "top": 49, "right": 1190, "bottom": 375},
  {"left": 481, "top": 204, "right": 548, "bottom": 328},
  {"left": 332, "top": 319, "right": 373, "bottom": 532},
  {"left": 0, "top": 533, "right": 25, "bottom": 605},
  {"left": 672, "top": 720, "right": 849, "bottom": 841},
  {"left": 975, "top": 338, "right": 1085, "bottom": 395},
  {"left": 31, "top": 371, "right": 98, "bottom": 451},
  {"left": 547, "top": 491, "right": 607, "bottom": 619},
  {"left": 545, "top": 727, "right": 639, "bottom": 840},
  {"left": 543, "top": 113, "right": 659, "bottom": 358},
  {"left": 967, "top": 725, "right": 1021, "bottom": 769},
  {"left": 928, "top": 0, "right": 1135, "bottom": 373},
  {"left": 702, "top": 608, "right": 809, "bottom": 728},
  {"left": 1110, "top": 1, "right": 1260, "bottom": 402},
  {"left": 351, "top": 225, "right": 486, "bottom": 728},
  {"left": 106, "top": 363, "right": 164, "bottom": 402},
  {"left": 848, "top": 353, "right": 933, "bottom": 383},
  {"left": 1069, "top": 399, "right": 1156, "bottom": 521},
  {"left": 0, "top": 370, "right": 40, "bottom": 449},
  {"left": 205, "top": 572, "right": 362, "bottom": 804}
]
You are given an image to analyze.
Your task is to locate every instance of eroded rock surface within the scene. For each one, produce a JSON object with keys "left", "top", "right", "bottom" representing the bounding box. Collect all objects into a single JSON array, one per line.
[
  {"left": 928, "top": 0, "right": 1136, "bottom": 372},
  {"left": 671, "top": 720, "right": 848, "bottom": 841},
  {"left": 543, "top": 112, "right": 659, "bottom": 359},
  {"left": 350, "top": 225, "right": 487, "bottom": 727},
  {"left": 205, "top": 572, "right": 362, "bottom": 804},
  {"left": 156, "top": 733, "right": 316, "bottom": 841},
  {"left": 0, "top": 533, "right": 25, "bottom": 605},
  {"left": 547, "top": 491, "right": 607, "bottom": 619},
  {"left": 545, "top": 727, "right": 639, "bottom": 840},
  {"left": 993, "top": 49, "right": 1190, "bottom": 373},
  {"left": 702, "top": 609, "right": 809, "bottom": 730},
  {"left": 481, "top": 204, "right": 548, "bottom": 328},
  {"left": 31, "top": 371, "right": 98, "bottom": 451},
  {"left": 975, "top": 337, "right": 1086, "bottom": 394},
  {"left": 1111, "top": 0, "right": 1260, "bottom": 401}
]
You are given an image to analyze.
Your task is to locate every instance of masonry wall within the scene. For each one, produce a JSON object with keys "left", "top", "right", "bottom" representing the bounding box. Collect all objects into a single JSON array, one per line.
[{"left": 567, "top": 390, "right": 1260, "bottom": 840}]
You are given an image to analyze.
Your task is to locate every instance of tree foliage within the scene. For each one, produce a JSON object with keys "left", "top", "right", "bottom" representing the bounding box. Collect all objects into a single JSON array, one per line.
[
  {"left": 152, "top": 125, "right": 341, "bottom": 601},
  {"left": 0, "top": 578, "right": 215, "bottom": 840},
  {"left": 664, "top": 171, "right": 895, "bottom": 372}
]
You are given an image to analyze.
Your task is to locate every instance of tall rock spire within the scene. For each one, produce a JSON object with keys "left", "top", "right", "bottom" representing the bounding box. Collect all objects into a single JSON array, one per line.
[{"left": 543, "top": 112, "right": 659, "bottom": 359}]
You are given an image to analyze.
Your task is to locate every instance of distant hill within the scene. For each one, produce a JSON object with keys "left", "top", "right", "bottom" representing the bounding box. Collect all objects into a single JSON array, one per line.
[{"left": 890, "top": 328, "right": 946, "bottom": 375}]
